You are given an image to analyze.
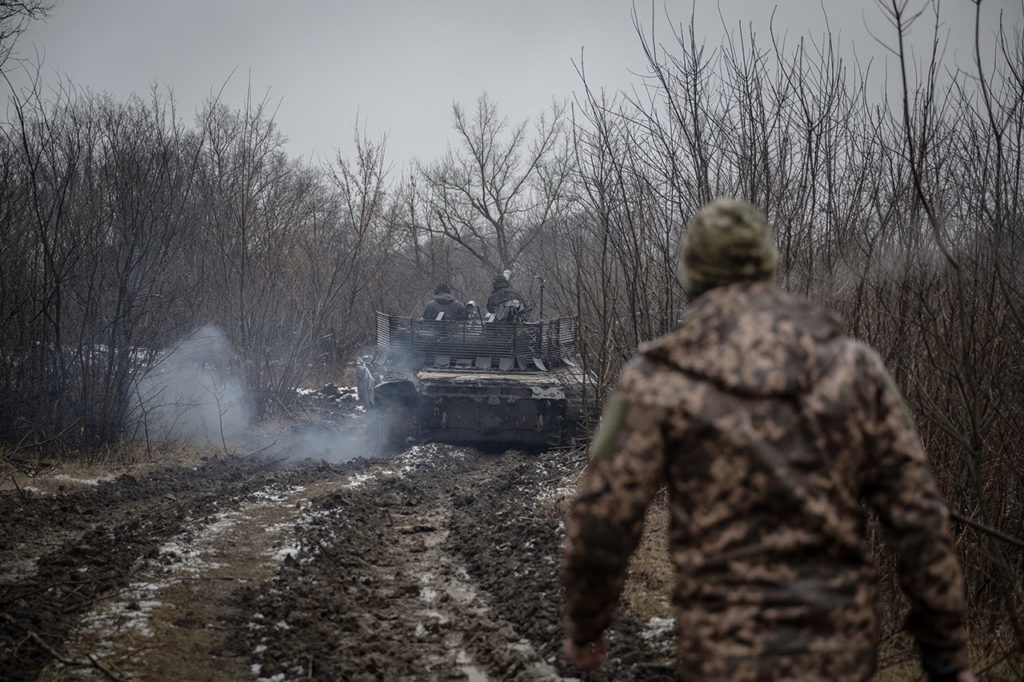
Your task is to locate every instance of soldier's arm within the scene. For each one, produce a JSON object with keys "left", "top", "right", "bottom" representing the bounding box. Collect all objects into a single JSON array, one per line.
[
  {"left": 561, "top": 388, "right": 668, "bottom": 646},
  {"left": 861, "top": 360, "right": 968, "bottom": 677}
]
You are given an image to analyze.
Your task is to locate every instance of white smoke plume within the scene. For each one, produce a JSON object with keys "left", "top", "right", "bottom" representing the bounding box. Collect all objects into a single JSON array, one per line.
[
  {"left": 127, "top": 326, "right": 376, "bottom": 463},
  {"left": 127, "top": 325, "right": 252, "bottom": 448}
]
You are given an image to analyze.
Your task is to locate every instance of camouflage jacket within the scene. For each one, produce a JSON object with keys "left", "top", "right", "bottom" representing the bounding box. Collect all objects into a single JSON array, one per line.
[
  {"left": 486, "top": 283, "right": 522, "bottom": 314},
  {"left": 561, "top": 283, "right": 967, "bottom": 681}
]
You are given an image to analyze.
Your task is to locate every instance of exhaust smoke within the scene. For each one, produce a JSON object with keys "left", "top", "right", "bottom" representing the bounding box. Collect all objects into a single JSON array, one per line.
[
  {"left": 127, "top": 325, "right": 252, "bottom": 448},
  {"left": 127, "top": 326, "right": 374, "bottom": 462}
]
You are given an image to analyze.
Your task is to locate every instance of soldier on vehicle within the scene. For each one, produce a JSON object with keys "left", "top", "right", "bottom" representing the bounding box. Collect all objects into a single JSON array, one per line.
[
  {"left": 486, "top": 273, "right": 524, "bottom": 322},
  {"left": 422, "top": 282, "right": 468, "bottom": 321},
  {"left": 485, "top": 273, "right": 518, "bottom": 313},
  {"left": 561, "top": 198, "right": 975, "bottom": 682}
]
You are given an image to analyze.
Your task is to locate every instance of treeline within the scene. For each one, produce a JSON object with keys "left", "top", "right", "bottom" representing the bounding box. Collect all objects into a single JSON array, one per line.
[
  {"left": 0, "top": 85, "right": 407, "bottom": 443},
  {"left": 1, "top": 2, "right": 1021, "bottom": 669}
]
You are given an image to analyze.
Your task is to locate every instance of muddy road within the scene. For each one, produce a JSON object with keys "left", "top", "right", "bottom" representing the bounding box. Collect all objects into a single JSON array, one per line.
[{"left": 1, "top": 421, "right": 676, "bottom": 680}]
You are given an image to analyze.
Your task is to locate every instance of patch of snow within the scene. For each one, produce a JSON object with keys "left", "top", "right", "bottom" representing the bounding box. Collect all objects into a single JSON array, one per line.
[
  {"left": 250, "top": 489, "right": 289, "bottom": 502},
  {"left": 264, "top": 522, "right": 294, "bottom": 534},
  {"left": 54, "top": 473, "right": 114, "bottom": 486},
  {"left": 79, "top": 581, "right": 164, "bottom": 639},
  {"left": 642, "top": 616, "right": 676, "bottom": 639},
  {"left": 159, "top": 539, "right": 223, "bottom": 574},
  {"left": 345, "top": 472, "right": 374, "bottom": 488},
  {"left": 273, "top": 546, "right": 300, "bottom": 562},
  {"left": 535, "top": 484, "right": 574, "bottom": 501},
  {"left": 456, "top": 650, "right": 490, "bottom": 682},
  {"left": 398, "top": 443, "right": 446, "bottom": 467},
  {"left": 421, "top": 608, "right": 449, "bottom": 625},
  {"left": 202, "top": 512, "right": 243, "bottom": 535}
]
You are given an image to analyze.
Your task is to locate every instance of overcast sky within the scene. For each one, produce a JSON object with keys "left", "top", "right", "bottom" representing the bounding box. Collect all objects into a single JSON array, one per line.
[{"left": 5, "top": 1, "right": 1020, "bottom": 168}]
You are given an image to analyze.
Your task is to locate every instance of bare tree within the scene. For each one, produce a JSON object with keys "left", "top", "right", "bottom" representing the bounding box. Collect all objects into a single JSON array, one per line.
[
  {"left": 0, "top": 77, "right": 209, "bottom": 446},
  {"left": 0, "top": 1, "right": 52, "bottom": 74},
  {"left": 309, "top": 123, "right": 405, "bottom": 363},
  {"left": 416, "top": 93, "right": 570, "bottom": 274},
  {"left": 546, "top": 2, "right": 1023, "bottom": 671}
]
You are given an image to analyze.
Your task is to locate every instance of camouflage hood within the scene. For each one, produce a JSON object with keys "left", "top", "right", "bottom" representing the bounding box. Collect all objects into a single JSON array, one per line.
[{"left": 642, "top": 283, "right": 845, "bottom": 397}]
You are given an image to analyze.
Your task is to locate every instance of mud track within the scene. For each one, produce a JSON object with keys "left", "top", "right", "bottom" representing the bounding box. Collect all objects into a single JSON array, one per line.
[{"left": 1, "top": 440, "right": 675, "bottom": 680}]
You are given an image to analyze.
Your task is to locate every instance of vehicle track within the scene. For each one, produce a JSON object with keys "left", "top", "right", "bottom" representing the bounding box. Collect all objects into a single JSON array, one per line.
[
  {"left": 1, "top": 442, "right": 676, "bottom": 681},
  {"left": 0, "top": 456, "right": 376, "bottom": 681},
  {"left": 230, "top": 444, "right": 571, "bottom": 681}
]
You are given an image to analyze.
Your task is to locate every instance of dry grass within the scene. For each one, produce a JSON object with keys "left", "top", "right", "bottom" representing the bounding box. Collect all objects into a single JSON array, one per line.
[
  {"left": 621, "top": 490, "right": 674, "bottom": 622},
  {"left": 867, "top": 661, "right": 924, "bottom": 681},
  {"left": 301, "top": 362, "right": 357, "bottom": 390},
  {"left": 0, "top": 441, "right": 233, "bottom": 495},
  {"left": 540, "top": 461, "right": 675, "bottom": 623}
]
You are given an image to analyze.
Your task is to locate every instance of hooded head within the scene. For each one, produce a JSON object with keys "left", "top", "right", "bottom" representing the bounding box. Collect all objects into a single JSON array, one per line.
[
  {"left": 677, "top": 198, "right": 779, "bottom": 297},
  {"left": 492, "top": 275, "right": 509, "bottom": 290},
  {"left": 434, "top": 282, "right": 452, "bottom": 295}
]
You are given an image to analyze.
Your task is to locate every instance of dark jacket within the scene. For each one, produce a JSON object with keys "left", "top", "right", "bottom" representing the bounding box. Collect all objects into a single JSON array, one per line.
[
  {"left": 562, "top": 282, "right": 967, "bottom": 681},
  {"left": 486, "top": 280, "right": 522, "bottom": 314},
  {"left": 422, "top": 293, "right": 467, "bottom": 321}
]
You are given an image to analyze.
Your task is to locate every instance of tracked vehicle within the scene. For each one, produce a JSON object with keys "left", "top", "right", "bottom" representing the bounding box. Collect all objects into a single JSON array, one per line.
[{"left": 356, "top": 312, "right": 591, "bottom": 448}]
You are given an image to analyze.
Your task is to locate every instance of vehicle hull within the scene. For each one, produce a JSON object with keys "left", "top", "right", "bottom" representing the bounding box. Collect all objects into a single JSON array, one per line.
[{"left": 356, "top": 314, "right": 591, "bottom": 449}]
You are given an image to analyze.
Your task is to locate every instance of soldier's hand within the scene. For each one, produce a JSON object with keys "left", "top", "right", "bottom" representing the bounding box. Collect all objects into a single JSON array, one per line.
[
  {"left": 562, "top": 636, "right": 608, "bottom": 670},
  {"left": 955, "top": 670, "right": 977, "bottom": 682}
]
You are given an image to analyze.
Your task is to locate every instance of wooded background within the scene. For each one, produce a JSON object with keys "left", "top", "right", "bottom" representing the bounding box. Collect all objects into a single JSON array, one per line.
[{"left": 1, "top": 1, "right": 1021, "bottom": 673}]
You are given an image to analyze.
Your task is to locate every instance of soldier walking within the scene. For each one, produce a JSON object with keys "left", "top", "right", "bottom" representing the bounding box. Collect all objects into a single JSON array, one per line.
[{"left": 561, "top": 199, "right": 975, "bottom": 682}]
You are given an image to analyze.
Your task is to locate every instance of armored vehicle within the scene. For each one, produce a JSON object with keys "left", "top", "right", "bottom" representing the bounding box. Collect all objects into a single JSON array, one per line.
[{"left": 356, "top": 312, "right": 591, "bottom": 448}]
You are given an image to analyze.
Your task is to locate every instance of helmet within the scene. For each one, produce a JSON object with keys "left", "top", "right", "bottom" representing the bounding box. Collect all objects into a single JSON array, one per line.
[{"left": 677, "top": 198, "right": 778, "bottom": 296}]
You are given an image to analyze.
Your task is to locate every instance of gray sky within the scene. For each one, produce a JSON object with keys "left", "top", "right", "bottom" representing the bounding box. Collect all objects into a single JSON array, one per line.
[{"left": 5, "top": 1, "right": 1020, "bottom": 168}]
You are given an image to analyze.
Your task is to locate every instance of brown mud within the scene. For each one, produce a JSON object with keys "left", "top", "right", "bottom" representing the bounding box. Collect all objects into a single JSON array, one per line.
[{"left": 1, "top": 399, "right": 675, "bottom": 681}]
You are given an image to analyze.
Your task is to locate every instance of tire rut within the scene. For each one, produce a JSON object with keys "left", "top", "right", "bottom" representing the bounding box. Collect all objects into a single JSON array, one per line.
[
  {"left": 2, "top": 442, "right": 677, "bottom": 681},
  {"left": 230, "top": 445, "right": 571, "bottom": 681},
  {"left": 0, "top": 456, "right": 379, "bottom": 681}
]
